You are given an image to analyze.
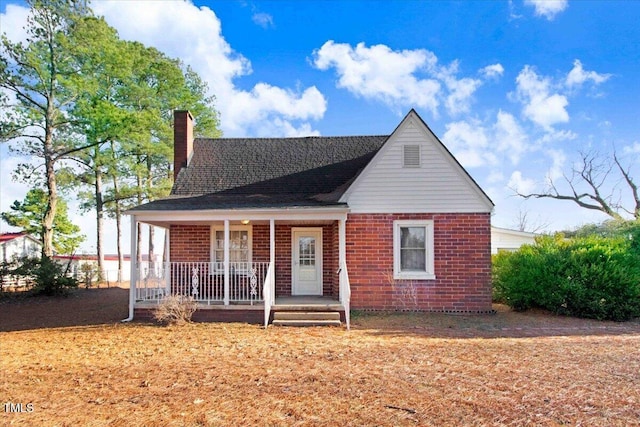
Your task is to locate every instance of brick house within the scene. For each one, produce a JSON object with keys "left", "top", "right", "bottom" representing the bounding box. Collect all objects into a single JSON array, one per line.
[{"left": 126, "top": 109, "right": 494, "bottom": 327}]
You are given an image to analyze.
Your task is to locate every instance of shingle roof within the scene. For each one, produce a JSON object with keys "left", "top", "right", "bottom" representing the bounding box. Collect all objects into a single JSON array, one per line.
[{"left": 132, "top": 135, "right": 388, "bottom": 211}]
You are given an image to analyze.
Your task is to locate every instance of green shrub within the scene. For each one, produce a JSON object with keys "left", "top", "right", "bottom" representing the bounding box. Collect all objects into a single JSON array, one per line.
[
  {"left": 493, "top": 230, "right": 640, "bottom": 321},
  {"left": 11, "top": 255, "right": 78, "bottom": 296}
]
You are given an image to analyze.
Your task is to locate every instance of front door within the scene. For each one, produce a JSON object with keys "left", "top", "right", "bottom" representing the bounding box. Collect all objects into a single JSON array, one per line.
[{"left": 292, "top": 228, "right": 323, "bottom": 295}]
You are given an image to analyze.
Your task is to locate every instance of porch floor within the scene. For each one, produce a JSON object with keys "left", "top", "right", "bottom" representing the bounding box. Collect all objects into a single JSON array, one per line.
[{"left": 134, "top": 296, "right": 342, "bottom": 311}]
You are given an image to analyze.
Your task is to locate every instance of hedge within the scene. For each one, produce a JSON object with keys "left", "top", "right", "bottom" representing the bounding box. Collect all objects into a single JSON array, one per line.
[{"left": 493, "top": 228, "right": 640, "bottom": 321}]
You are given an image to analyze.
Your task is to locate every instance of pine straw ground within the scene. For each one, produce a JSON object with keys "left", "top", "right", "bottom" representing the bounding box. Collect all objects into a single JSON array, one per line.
[{"left": 1, "top": 287, "right": 640, "bottom": 426}]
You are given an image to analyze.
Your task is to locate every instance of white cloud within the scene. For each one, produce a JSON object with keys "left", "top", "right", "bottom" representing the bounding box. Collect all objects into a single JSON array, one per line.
[
  {"left": 623, "top": 142, "right": 640, "bottom": 154},
  {"left": 566, "top": 59, "right": 611, "bottom": 88},
  {"left": 487, "top": 170, "right": 505, "bottom": 184},
  {"left": 225, "top": 83, "right": 326, "bottom": 136},
  {"left": 313, "top": 41, "right": 442, "bottom": 115},
  {"left": 0, "top": 4, "right": 30, "bottom": 44},
  {"left": 515, "top": 65, "right": 569, "bottom": 130},
  {"left": 525, "top": 0, "right": 568, "bottom": 20},
  {"left": 438, "top": 61, "right": 482, "bottom": 116},
  {"left": 494, "top": 110, "right": 529, "bottom": 164},
  {"left": 508, "top": 171, "right": 537, "bottom": 194},
  {"left": 93, "top": 1, "right": 325, "bottom": 137},
  {"left": 537, "top": 129, "right": 577, "bottom": 144},
  {"left": 442, "top": 119, "right": 497, "bottom": 168},
  {"left": 480, "top": 63, "right": 504, "bottom": 79},
  {"left": 312, "top": 41, "right": 486, "bottom": 117},
  {"left": 252, "top": 12, "right": 274, "bottom": 29},
  {"left": 0, "top": 152, "right": 32, "bottom": 233},
  {"left": 545, "top": 148, "right": 566, "bottom": 181}
]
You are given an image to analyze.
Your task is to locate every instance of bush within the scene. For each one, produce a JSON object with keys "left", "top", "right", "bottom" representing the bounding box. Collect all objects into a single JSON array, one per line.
[
  {"left": 493, "top": 231, "right": 640, "bottom": 321},
  {"left": 9, "top": 255, "right": 78, "bottom": 296},
  {"left": 153, "top": 295, "right": 197, "bottom": 325}
]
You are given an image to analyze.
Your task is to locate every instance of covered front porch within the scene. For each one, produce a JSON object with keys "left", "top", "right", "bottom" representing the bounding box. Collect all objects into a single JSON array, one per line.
[{"left": 127, "top": 208, "right": 351, "bottom": 328}]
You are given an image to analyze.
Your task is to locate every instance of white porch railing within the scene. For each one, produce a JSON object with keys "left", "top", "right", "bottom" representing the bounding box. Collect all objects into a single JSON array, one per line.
[
  {"left": 263, "top": 262, "right": 274, "bottom": 328},
  {"left": 134, "top": 261, "right": 268, "bottom": 305},
  {"left": 339, "top": 262, "right": 351, "bottom": 330}
]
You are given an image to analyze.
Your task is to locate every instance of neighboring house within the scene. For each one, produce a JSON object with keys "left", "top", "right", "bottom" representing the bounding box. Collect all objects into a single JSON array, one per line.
[
  {"left": 126, "top": 110, "right": 494, "bottom": 327},
  {"left": 491, "top": 227, "right": 538, "bottom": 254},
  {"left": 1, "top": 232, "right": 42, "bottom": 288},
  {"left": 1, "top": 232, "right": 41, "bottom": 264}
]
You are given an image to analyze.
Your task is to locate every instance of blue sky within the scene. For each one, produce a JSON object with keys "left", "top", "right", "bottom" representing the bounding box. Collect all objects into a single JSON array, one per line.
[{"left": 1, "top": 0, "right": 639, "bottom": 253}]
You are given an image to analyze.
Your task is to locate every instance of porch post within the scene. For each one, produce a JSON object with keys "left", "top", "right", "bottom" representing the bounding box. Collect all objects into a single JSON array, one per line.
[
  {"left": 269, "top": 218, "right": 275, "bottom": 304},
  {"left": 164, "top": 228, "right": 170, "bottom": 295},
  {"left": 223, "top": 219, "right": 230, "bottom": 305},
  {"left": 338, "top": 219, "right": 346, "bottom": 294},
  {"left": 128, "top": 215, "right": 138, "bottom": 320}
]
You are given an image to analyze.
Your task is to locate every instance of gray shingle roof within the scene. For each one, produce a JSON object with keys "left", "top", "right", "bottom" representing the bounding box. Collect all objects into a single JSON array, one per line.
[{"left": 131, "top": 135, "right": 388, "bottom": 211}]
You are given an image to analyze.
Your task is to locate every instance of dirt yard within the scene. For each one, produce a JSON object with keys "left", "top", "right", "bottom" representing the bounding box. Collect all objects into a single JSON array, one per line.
[{"left": 1, "top": 286, "right": 639, "bottom": 426}]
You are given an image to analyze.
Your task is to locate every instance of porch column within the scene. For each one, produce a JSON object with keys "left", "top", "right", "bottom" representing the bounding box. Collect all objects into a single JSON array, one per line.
[
  {"left": 223, "top": 219, "right": 230, "bottom": 305},
  {"left": 164, "top": 228, "right": 170, "bottom": 295},
  {"left": 128, "top": 215, "right": 138, "bottom": 320},
  {"left": 269, "top": 218, "right": 275, "bottom": 304},
  {"left": 338, "top": 218, "right": 346, "bottom": 298}
]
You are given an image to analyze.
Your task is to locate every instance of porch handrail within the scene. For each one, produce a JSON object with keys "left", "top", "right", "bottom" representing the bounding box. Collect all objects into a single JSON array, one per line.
[
  {"left": 339, "top": 261, "right": 351, "bottom": 330},
  {"left": 263, "top": 262, "right": 274, "bottom": 328},
  {"left": 134, "top": 261, "right": 268, "bottom": 304}
]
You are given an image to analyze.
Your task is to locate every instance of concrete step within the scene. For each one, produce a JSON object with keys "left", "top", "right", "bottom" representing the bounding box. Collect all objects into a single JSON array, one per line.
[
  {"left": 272, "top": 311, "right": 342, "bottom": 327},
  {"left": 272, "top": 304, "right": 344, "bottom": 312},
  {"left": 274, "top": 311, "right": 341, "bottom": 321},
  {"left": 272, "top": 319, "right": 342, "bottom": 327}
]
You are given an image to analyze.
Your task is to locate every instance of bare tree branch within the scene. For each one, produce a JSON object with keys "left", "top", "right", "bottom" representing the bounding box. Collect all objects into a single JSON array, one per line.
[{"left": 515, "top": 150, "right": 634, "bottom": 221}]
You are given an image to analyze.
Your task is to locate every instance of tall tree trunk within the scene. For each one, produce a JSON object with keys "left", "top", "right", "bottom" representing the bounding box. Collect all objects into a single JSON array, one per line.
[
  {"left": 42, "top": 134, "right": 57, "bottom": 258},
  {"left": 95, "top": 165, "right": 105, "bottom": 282},
  {"left": 136, "top": 170, "right": 143, "bottom": 264}
]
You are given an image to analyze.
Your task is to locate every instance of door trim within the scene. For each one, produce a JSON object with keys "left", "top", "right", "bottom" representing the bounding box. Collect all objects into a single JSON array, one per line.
[{"left": 291, "top": 227, "right": 323, "bottom": 296}]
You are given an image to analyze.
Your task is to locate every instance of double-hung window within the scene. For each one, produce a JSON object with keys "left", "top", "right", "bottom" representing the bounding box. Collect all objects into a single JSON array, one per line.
[
  {"left": 393, "top": 220, "right": 435, "bottom": 280},
  {"left": 210, "top": 225, "right": 252, "bottom": 274}
]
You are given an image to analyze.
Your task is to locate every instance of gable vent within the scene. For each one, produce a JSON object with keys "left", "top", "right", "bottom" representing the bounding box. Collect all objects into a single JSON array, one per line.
[{"left": 403, "top": 145, "right": 420, "bottom": 167}]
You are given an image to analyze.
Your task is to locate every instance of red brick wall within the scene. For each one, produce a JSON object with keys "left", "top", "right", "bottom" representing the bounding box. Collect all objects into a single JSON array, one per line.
[
  {"left": 172, "top": 223, "right": 337, "bottom": 297},
  {"left": 346, "top": 213, "right": 492, "bottom": 313},
  {"left": 169, "top": 224, "right": 210, "bottom": 261}
]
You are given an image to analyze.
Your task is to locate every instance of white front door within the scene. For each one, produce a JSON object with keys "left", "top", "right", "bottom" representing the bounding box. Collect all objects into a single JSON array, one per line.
[{"left": 292, "top": 228, "right": 323, "bottom": 295}]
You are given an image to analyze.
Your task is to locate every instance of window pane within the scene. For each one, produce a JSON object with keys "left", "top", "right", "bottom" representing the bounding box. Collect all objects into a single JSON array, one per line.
[
  {"left": 401, "top": 227, "right": 425, "bottom": 249},
  {"left": 400, "top": 226, "right": 426, "bottom": 272},
  {"left": 401, "top": 249, "right": 426, "bottom": 271}
]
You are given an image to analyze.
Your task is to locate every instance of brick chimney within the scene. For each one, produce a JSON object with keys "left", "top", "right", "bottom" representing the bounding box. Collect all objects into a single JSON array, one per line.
[{"left": 173, "top": 110, "right": 194, "bottom": 180}]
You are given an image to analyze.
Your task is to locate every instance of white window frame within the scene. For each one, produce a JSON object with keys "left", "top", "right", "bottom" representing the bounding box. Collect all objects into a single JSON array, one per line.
[
  {"left": 393, "top": 220, "right": 435, "bottom": 280},
  {"left": 210, "top": 225, "right": 252, "bottom": 274}
]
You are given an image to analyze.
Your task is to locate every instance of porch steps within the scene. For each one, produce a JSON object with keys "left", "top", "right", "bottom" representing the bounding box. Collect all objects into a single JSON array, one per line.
[{"left": 272, "top": 311, "right": 342, "bottom": 327}]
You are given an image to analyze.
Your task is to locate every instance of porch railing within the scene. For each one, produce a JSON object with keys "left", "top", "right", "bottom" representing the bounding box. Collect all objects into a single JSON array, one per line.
[
  {"left": 134, "top": 261, "right": 268, "bottom": 304},
  {"left": 263, "top": 262, "right": 274, "bottom": 328},
  {"left": 339, "top": 262, "right": 351, "bottom": 330}
]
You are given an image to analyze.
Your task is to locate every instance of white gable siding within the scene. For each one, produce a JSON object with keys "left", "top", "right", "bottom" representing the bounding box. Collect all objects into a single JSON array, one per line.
[{"left": 343, "top": 115, "right": 493, "bottom": 213}]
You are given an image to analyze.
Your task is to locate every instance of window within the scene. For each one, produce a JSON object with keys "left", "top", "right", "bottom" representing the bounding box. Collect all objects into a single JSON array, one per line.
[
  {"left": 393, "top": 220, "right": 434, "bottom": 279},
  {"left": 403, "top": 145, "right": 420, "bottom": 168},
  {"left": 210, "top": 225, "right": 252, "bottom": 273}
]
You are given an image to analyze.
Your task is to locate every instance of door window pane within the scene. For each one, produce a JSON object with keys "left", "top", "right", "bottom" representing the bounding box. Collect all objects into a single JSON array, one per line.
[{"left": 299, "top": 237, "right": 315, "bottom": 267}]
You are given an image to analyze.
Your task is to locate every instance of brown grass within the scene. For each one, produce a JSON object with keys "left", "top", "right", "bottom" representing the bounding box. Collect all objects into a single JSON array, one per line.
[{"left": 1, "top": 287, "right": 640, "bottom": 426}]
